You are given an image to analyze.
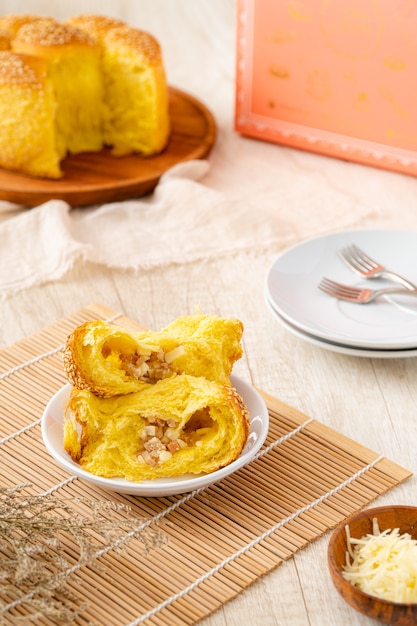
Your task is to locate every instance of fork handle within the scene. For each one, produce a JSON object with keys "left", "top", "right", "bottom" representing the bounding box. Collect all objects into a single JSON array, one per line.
[
  {"left": 382, "top": 271, "right": 417, "bottom": 291},
  {"left": 378, "top": 287, "right": 417, "bottom": 296}
]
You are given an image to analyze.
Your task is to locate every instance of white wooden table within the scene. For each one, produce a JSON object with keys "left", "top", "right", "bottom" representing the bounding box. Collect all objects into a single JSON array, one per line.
[{"left": 1, "top": 1, "right": 417, "bottom": 625}]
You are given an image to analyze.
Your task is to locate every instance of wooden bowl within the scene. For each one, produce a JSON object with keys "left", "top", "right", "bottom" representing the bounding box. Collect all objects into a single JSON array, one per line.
[{"left": 328, "top": 506, "right": 417, "bottom": 626}]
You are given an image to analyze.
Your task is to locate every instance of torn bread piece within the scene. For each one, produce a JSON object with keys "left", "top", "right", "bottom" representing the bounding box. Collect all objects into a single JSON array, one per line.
[
  {"left": 63, "top": 374, "right": 250, "bottom": 481},
  {"left": 63, "top": 314, "right": 244, "bottom": 397},
  {"left": 62, "top": 320, "right": 181, "bottom": 398}
]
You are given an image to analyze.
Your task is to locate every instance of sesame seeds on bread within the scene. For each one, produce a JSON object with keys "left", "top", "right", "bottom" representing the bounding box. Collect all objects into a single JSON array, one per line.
[
  {"left": 12, "top": 20, "right": 103, "bottom": 158},
  {"left": 0, "top": 13, "right": 170, "bottom": 178},
  {"left": 0, "top": 14, "right": 57, "bottom": 37},
  {"left": 0, "top": 50, "right": 61, "bottom": 178},
  {"left": 62, "top": 315, "right": 244, "bottom": 398},
  {"left": 62, "top": 314, "right": 249, "bottom": 482}
]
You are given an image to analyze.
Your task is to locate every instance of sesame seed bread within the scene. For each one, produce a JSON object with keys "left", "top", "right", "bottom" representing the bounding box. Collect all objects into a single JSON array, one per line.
[
  {"left": 63, "top": 375, "right": 250, "bottom": 481},
  {"left": 0, "top": 51, "right": 61, "bottom": 178},
  {"left": 66, "top": 14, "right": 126, "bottom": 41},
  {"left": 0, "top": 14, "right": 57, "bottom": 37},
  {"left": 63, "top": 315, "right": 244, "bottom": 398},
  {"left": 12, "top": 21, "right": 103, "bottom": 158},
  {"left": 101, "top": 25, "right": 170, "bottom": 155},
  {"left": 67, "top": 15, "right": 170, "bottom": 156},
  {"left": 62, "top": 320, "right": 181, "bottom": 398},
  {"left": 0, "top": 14, "right": 170, "bottom": 178}
]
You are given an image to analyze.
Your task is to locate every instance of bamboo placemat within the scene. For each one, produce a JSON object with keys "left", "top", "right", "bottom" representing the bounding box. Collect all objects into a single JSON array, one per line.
[{"left": 0, "top": 303, "right": 412, "bottom": 625}]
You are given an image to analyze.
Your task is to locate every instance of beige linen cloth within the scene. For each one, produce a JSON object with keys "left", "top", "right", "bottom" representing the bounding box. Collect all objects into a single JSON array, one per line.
[{"left": 0, "top": 159, "right": 381, "bottom": 299}]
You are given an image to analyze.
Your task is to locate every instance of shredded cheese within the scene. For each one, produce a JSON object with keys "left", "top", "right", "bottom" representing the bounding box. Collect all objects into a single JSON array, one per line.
[
  {"left": 343, "top": 518, "right": 417, "bottom": 603},
  {"left": 164, "top": 346, "right": 186, "bottom": 364}
]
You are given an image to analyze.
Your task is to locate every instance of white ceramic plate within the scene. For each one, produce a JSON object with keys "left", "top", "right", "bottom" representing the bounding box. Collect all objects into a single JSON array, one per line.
[
  {"left": 266, "top": 293, "right": 417, "bottom": 358},
  {"left": 41, "top": 374, "right": 269, "bottom": 497},
  {"left": 266, "top": 229, "right": 417, "bottom": 350}
]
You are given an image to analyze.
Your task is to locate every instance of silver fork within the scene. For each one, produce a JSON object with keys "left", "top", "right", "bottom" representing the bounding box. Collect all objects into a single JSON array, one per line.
[
  {"left": 338, "top": 244, "right": 417, "bottom": 290},
  {"left": 318, "top": 277, "right": 417, "bottom": 304}
]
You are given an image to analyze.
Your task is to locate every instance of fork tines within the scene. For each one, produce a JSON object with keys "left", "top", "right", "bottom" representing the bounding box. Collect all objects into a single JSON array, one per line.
[
  {"left": 318, "top": 277, "right": 363, "bottom": 297},
  {"left": 340, "top": 244, "right": 377, "bottom": 271}
]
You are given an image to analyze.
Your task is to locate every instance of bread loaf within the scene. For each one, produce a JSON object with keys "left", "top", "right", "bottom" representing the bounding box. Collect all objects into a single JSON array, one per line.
[{"left": 0, "top": 13, "right": 170, "bottom": 178}]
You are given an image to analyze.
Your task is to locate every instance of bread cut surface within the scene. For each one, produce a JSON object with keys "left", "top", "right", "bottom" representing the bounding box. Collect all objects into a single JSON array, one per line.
[
  {"left": 67, "top": 15, "right": 170, "bottom": 156},
  {"left": 62, "top": 320, "right": 180, "bottom": 398},
  {"left": 100, "top": 26, "right": 170, "bottom": 155},
  {"left": 63, "top": 375, "right": 250, "bottom": 481},
  {"left": 136, "top": 314, "right": 244, "bottom": 385},
  {"left": 12, "top": 21, "right": 103, "bottom": 158},
  {"left": 62, "top": 315, "right": 244, "bottom": 397}
]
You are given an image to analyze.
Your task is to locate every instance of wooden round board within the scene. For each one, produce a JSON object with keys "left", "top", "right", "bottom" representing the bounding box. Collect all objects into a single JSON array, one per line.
[{"left": 0, "top": 87, "right": 216, "bottom": 207}]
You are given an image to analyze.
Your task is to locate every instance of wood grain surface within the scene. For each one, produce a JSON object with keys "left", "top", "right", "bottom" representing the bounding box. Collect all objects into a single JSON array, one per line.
[{"left": 0, "top": 87, "right": 216, "bottom": 207}]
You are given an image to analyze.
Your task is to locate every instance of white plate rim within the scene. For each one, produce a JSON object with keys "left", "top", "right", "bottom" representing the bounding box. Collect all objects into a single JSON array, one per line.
[
  {"left": 265, "top": 292, "right": 417, "bottom": 358},
  {"left": 41, "top": 374, "right": 269, "bottom": 497},
  {"left": 265, "top": 228, "right": 417, "bottom": 350}
]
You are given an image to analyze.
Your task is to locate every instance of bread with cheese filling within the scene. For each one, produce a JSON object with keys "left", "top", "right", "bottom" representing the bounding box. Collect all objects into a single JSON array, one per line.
[
  {"left": 63, "top": 315, "right": 244, "bottom": 397},
  {"left": 64, "top": 375, "right": 250, "bottom": 481}
]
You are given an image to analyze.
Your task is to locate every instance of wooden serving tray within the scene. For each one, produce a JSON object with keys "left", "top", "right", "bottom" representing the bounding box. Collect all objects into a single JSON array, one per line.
[
  {"left": 0, "top": 303, "right": 412, "bottom": 625},
  {"left": 0, "top": 87, "right": 216, "bottom": 208}
]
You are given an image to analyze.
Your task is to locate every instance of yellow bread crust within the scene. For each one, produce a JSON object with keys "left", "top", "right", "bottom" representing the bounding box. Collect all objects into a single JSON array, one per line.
[
  {"left": 103, "top": 25, "right": 163, "bottom": 65},
  {"left": 0, "top": 51, "right": 47, "bottom": 86},
  {"left": 63, "top": 375, "right": 250, "bottom": 481},
  {"left": 66, "top": 14, "right": 126, "bottom": 39},
  {"left": 12, "top": 20, "right": 104, "bottom": 159},
  {"left": 0, "top": 29, "right": 10, "bottom": 50},
  {"left": 0, "top": 51, "right": 61, "bottom": 178},
  {"left": 100, "top": 25, "right": 169, "bottom": 154},
  {"left": 0, "top": 14, "right": 57, "bottom": 37},
  {"left": 62, "top": 315, "right": 244, "bottom": 397},
  {"left": 12, "top": 20, "right": 99, "bottom": 57}
]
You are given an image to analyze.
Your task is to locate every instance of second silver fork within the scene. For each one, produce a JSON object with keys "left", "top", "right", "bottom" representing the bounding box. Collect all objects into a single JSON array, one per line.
[
  {"left": 338, "top": 244, "right": 417, "bottom": 290},
  {"left": 318, "top": 277, "right": 417, "bottom": 304}
]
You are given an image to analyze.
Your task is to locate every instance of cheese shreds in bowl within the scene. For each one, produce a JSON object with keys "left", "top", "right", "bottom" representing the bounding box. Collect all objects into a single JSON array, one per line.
[{"left": 343, "top": 518, "right": 417, "bottom": 603}]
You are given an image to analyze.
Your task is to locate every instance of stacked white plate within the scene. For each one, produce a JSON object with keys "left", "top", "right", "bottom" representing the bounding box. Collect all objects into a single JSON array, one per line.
[{"left": 265, "top": 229, "right": 417, "bottom": 358}]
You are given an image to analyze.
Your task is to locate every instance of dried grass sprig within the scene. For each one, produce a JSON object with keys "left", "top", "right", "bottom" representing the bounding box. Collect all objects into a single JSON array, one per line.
[{"left": 0, "top": 484, "right": 166, "bottom": 624}]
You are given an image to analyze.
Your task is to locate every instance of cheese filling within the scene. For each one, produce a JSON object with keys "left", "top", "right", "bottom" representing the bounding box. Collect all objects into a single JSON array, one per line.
[{"left": 137, "top": 409, "right": 215, "bottom": 467}]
